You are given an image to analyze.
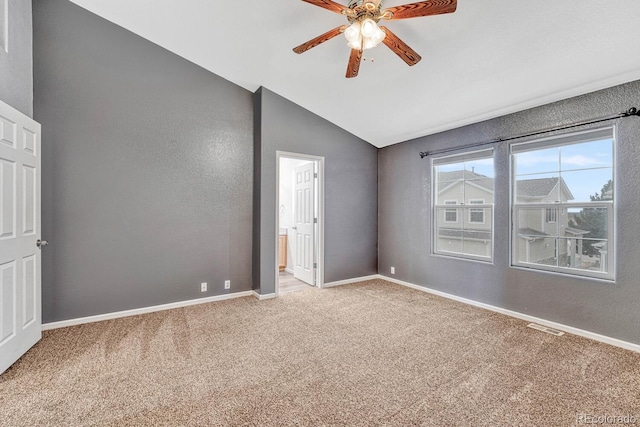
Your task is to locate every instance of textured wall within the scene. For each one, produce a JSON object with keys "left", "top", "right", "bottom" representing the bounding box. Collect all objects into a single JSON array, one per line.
[
  {"left": 33, "top": 0, "right": 254, "bottom": 322},
  {"left": 0, "top": 0, "right": 32, "bottom": 116},
  {"left": 255, "top": 88, "right": 378, "bottom": 295},
  {"left": 378, "top": 80, "right": 640, "bottom": 344}
]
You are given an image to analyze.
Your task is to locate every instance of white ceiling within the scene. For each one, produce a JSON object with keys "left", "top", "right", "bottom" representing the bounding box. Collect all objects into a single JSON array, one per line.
[{"left": 68, "top": 0, "right": 640, "bottom": 148}]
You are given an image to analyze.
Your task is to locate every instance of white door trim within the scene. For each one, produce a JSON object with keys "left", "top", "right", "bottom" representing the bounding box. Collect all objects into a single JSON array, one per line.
[{"left": 275, "top": 151, "right": 325, "bottom": 296}]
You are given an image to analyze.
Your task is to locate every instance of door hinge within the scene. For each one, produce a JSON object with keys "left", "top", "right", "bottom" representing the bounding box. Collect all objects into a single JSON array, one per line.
[
  {"left": 314, "top": 173, "right": 318, "bottom": 178},
  {"left": 313, "top": 263, "right": 317, "bottom": 269},
  {"left": 314, "top": 218, "right": 318, "bottom": 224}
]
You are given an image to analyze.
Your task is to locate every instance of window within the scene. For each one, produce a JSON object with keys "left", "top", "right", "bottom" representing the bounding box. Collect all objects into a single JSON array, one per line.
[
  {"left": 469, "top": 199, "right": 485, "bottom": 224},
  {"left": 444, "top": 200, "right": 458, "bottom": 223},
  {"left": 433, "top": 149, "right": 494, "bottom": 261},
  {"left": 511, "top": 127, "right": 615, "bottom": 280},
  {"left": 545, "top": 208, "right": 557, "bottom": 223}
]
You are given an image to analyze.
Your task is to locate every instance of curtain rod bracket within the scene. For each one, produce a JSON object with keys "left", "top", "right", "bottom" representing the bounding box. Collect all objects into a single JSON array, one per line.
[{"left": 623, "top": 107, "right": 639, "bottom": 117}]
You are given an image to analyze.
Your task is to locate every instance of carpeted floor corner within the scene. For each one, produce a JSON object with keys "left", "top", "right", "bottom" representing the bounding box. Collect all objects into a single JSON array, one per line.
[{"left": 1, "top": 279, "right": 638, "bottom": 426}]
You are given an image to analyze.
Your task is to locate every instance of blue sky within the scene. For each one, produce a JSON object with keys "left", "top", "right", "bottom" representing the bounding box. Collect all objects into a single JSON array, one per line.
[
  {"left": 514, "top": 139, "right": 613, "bottom": 202},
  {"left": 437, "top": 138, "right": 613, "bottom": 202}
]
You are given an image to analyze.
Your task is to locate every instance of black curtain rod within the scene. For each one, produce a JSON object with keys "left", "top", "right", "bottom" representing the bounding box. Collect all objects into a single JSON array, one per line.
[{"left": 419, "top": 107, "right": 640, "bottom": 159}]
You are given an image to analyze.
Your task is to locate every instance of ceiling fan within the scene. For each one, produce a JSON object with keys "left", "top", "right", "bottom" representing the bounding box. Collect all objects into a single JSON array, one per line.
[{"left": 293, "top": 0, "right": 457, "bottom": 78}]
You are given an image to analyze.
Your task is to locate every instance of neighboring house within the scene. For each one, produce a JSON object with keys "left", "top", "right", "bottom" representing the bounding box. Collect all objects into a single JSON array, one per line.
[
  {"left": 437, "top": 170, "right": 494, "bottom": 258},
  {"left": 437, "top": 171, "right": 591, "bottom": 266},
  {"left": 514, "top": 177, "right": 590, "bottom": 268}
]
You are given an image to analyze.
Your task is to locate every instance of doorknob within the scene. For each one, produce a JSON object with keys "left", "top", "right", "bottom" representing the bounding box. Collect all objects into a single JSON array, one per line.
[
  {"left": 292, "top": 227, "right": 297, "bottom": 230},
  {"left": 36, "top": 239, "right": 48, "bottom": 249}
]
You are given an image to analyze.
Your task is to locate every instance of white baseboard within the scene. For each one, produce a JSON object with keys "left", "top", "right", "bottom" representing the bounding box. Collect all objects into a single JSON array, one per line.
[
  {"left": 284, "top": 268, "right": 294, "bottom": 275},
  {"left": 42, "top": 273, "right": 638, "bottom": 353},
  {"left": 378, "top": 275, "right": 640, "bottom": 354},
  {"left": 42, "top": 291, "right": 254, "bottom": 331},
  {"left": 322, "top": 274, "right": 380, "bottom": 288},
  {"left": 253, "top": 291, "right": 277, "bottom": 300}
]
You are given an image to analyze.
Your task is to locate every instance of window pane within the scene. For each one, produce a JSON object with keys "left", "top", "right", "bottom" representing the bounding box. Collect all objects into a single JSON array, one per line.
[
  {"left": 434, "top": 152, "right": 494, "bottom": 262},
  {"left": 560, "top": 238, "right": 609, "bottom": 273},
  {"left": 516, "top": 236, "right": 559, "bottom": 266},
  {"left": 561, "top": 169, "right": 613, "bottom": 203},
  {"left": 465, "top": 158, "right": 495, "bottom": 178},
  {"left": 436, "top": 168, "right": 464, "bottom": 205},
  {"left": 464, "top": 177, "right": 493, "bottom": 203},
  {"left": 514, "top": 146, "right": 560, "bottom": 176},
  {"left": 436, "top": 227, "right": 463, "bottom": 254},
  {"left": 517, "top": 207, "right": 559, "bottom": 240},
  {"left": 567, "top": 207, "right": 608, "bottom": 248},
  {"left": 559, "top": 139, "right": 613, "bottom": 172},
  {"left": 515, "top": 173, "right": 560, "bottom": 204},
  {"left": 463, "top": 237, "right": 491, "bottom": 258}
]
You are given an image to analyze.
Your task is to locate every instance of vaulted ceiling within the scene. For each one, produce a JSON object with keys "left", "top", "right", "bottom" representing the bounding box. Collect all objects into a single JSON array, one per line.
[{"left": 69, "top": 0, "right": 640, "bottom": 148}]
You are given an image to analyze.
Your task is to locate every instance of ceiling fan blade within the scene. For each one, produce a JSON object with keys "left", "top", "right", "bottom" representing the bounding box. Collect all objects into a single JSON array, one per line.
[
  {"left": 293, "top": 26, "right": 347, "bottom": 54},
  {"left": 346, "top": 49, "right": 362, "bottom": 78},
  {"left": 382, "top": 0, "right": 456, "bottom": 20},
  {"left": 301, "top": 0, "right": 349, "bottom": 14},
  {"left": 379, "top": 26, "right": 422, "bottom": 66}
]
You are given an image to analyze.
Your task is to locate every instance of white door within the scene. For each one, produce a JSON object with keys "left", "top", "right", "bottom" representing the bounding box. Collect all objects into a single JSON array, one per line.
[
  {"left": 0, "top": 100, "right": 42, "bottom": 375},
  {"left": 293, "top": 162, "right": 315, "bottom": 285}
]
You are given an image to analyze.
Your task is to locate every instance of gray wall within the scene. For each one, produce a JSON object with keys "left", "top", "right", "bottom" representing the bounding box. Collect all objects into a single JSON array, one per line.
[
  {"left": 33, "top": 0, "right": 254, "bottom": 322},
  {"left": 254, "top": 88, "right": 378, "bottom": 295},
  {"left": 378, "top": 80, "right": 640, "bottom": 345},
  {"left": 0, "top": 0, "right": 32, "bottom": 117}
]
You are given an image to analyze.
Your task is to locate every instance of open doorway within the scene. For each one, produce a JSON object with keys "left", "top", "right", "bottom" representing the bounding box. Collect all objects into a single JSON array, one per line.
[{"left": 276, "top": 152, "right": 324, "bottom": 295}]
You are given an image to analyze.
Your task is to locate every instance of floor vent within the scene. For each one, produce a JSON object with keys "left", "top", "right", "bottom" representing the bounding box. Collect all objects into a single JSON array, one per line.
[{"left": 527, "top": 323, "right": 565, "bottom": 336}]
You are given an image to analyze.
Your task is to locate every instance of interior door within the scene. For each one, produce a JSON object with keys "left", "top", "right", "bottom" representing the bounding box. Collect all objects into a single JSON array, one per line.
[
  {"left": 0, "top": 100, "right": 42, "bottom": 375},
  {"left": 293, "top": 162, "right": 315, "bottom": 285}
]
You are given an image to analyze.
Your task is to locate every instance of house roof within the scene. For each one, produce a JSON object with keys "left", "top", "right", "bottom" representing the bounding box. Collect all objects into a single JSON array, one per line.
[
  {"left": 438, "top": 170, "right": 494, "bottom": 192},
  {"left": 516, "top": 177, "right": 574, "bottom": 200},
  {"left": 565, "top": 227, "right": 590, "bottom": 236},
  {"left": 518, "top": 228, "right": 549, "bottom": 238},
  {"left": 438, "top": 172, "right": 575, "bottom": 200}
]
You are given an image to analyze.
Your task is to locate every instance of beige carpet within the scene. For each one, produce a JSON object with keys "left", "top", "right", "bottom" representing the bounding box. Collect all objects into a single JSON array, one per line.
[{"left": 1, "top": 279, "right": 639, "bottom": 426}]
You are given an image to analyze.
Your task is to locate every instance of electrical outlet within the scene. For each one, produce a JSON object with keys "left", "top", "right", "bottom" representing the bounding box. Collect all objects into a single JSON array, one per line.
[
  {"left": 390, "top": 266, "right": 395, "bottom": 275},
  {"left": 224, "top": 280, "right": 231, "bottom": 290},
  {"left": 200, "top": 282, "right": 207, "bottom": 292}
]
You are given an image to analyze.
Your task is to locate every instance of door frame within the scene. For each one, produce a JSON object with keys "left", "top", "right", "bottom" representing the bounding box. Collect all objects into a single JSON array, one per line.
[{"left": 275, "top": 151, "right": 325, "bottom": 296}]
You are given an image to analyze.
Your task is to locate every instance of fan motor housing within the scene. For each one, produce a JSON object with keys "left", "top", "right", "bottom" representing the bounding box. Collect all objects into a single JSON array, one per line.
[{"left": 346, "top": 0, "right": 383, "bottom": 23}]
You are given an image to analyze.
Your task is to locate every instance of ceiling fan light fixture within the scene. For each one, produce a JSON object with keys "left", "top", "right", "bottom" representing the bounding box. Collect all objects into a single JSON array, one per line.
[
  {"left": 360, "top": 18, "right": 378, "bottom": 38},
  {"left": 344, "top": 18, "right": 384, "bottom": 50},
  {"left": 371, "top": 27, "right": 386, "bottom": 44},
  {"left": 362, "top": 37, "right": 377, "bottom": 50},
  {"left": 347, "top": 37, "right": 362, "bottom": 50},
  {"left": 344, "top": 21, "right": 361, "bottom": 43}
]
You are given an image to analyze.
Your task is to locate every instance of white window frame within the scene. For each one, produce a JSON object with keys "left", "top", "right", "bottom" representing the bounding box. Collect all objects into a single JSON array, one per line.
[
  {"left": 469, "top": 199, "right": 485, "bottom": 224},
  {"left": 444, "top": 200, "right": 458, "bottom": 223},
  {"left": 545, "top": 208, "right": 557, "bottom": 223},
  {"left": 432, "top": 148, "right": 494, "bottom": 263},
  {"left": 510, "top": 126, "right": 616, "bottom": 281}
]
